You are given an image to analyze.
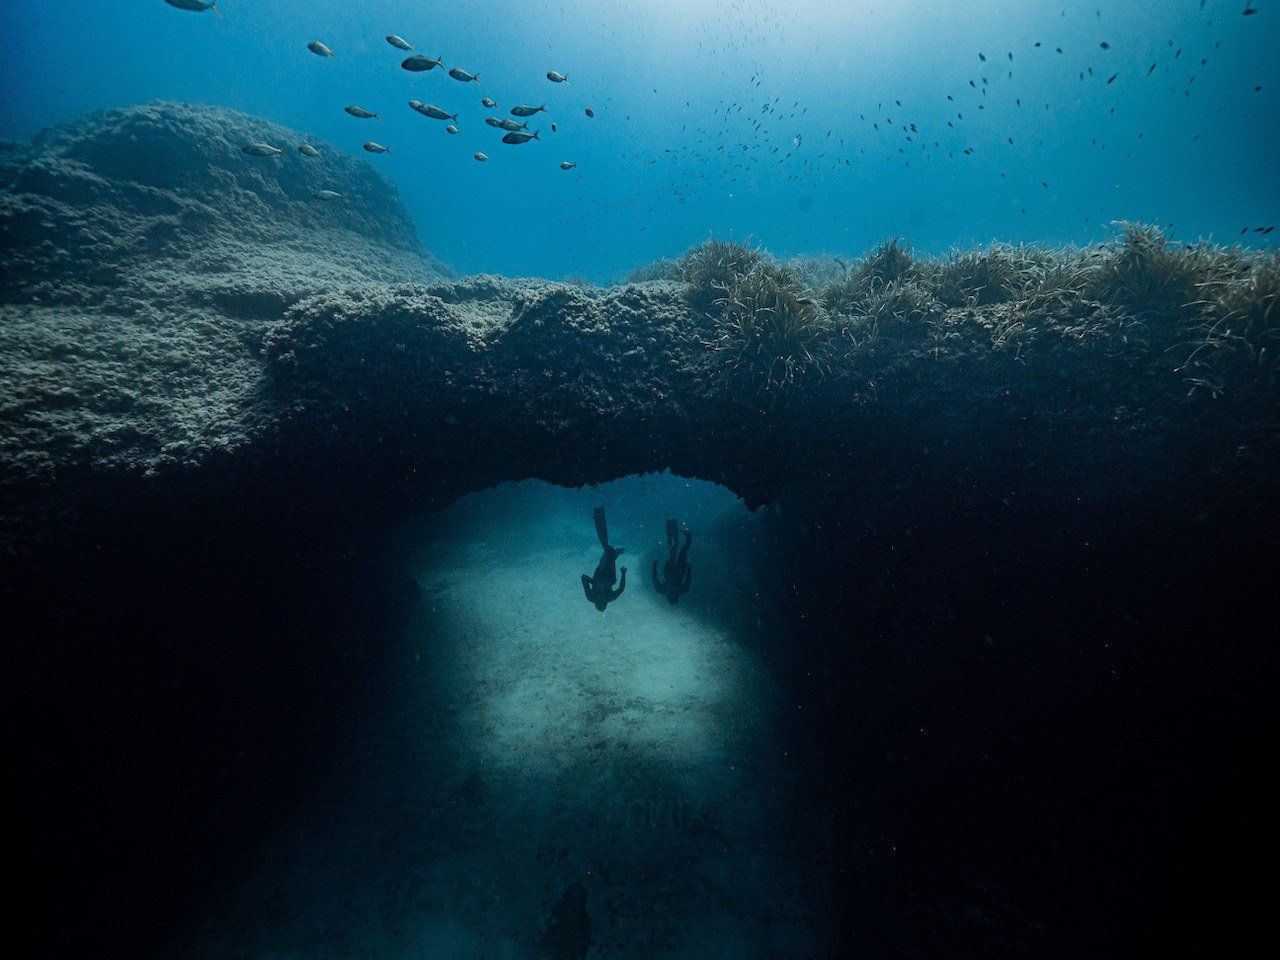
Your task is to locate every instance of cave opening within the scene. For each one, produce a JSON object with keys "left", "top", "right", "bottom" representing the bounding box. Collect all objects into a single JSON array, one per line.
[{"left": 162, "top": 471, "right": 844, "bottom": 955}]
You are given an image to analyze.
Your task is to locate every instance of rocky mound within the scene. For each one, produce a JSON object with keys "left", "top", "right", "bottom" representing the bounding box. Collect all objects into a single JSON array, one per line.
[{"left": 0, "top": 102, "right": 448, "bottom": 542}]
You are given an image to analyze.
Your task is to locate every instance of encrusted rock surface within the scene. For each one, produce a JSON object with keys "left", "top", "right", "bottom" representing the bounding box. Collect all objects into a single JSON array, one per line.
[{"left": 2, "top": 101, "right": 1278, "bottom": 562}]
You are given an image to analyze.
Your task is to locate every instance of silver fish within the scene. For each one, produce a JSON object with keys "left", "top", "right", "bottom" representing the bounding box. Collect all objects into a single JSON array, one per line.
[
  {"left": 313, "top": 190, "right": 347, "bottom": 201},
  {"left": 484, "top": 117, "right": 504, "bottom": 128},
  {"left": 307, "top": 40, "right": 334, "bottom": 58},
  {"left": 363, "top": 141, "right": 392, "bottom": 154},
  {"left": 345, "top": 105, "right": 380, "bottom": 120},
  {"left": 297, "top": 144, "right": 321, "bottom": 158},
  {"left": 164, "top": 0, "right": 219, "bottom": 13},
  {"left": 502, "top": 130, "right": 540, "bottom": 144},
  {"left": 401, "top": 54, "right": 442, "bottom": 72},
  {"left": 448, "top": 67, "right": 480, "bottom": 84},
  {"left": 446, "top": 124, "right": 459, "bottom": 135},
  {"left": 386, "top": 34, "right": 413, "bottom": 51},
  {"left": 409, "top": 101, "right": 456, "bottom": 122},
  {"left": 482, "top": 97, "right": 498, "bottom": 108},
  {"left": 546, "top": 70, "right": 570, "bottom": 84},
  {"left": 510, "top": 103, "right": 546, "bottom": 117},
  {"left": 497, "top": 118, "right": 529, "bottom": 131},
  {"left": 474, "top": 152, "right": 488, "bottom": 161},
  {"left": 559, "top": 161, "right": 577, "bottom": 170},
  {"left": 242, "top": 143, "right": 284, "bottom": 157}
]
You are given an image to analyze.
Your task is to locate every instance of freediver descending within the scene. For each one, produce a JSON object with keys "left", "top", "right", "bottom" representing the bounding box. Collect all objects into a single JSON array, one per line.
[
  {"left": 582, "top": 506, "right": 627, "bottom": 611},
  {"left": 651, "top": 518, "right": 692, "bottom": 604}
]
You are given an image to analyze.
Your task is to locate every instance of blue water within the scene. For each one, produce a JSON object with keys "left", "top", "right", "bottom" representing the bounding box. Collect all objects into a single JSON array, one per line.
[{"left": 2, "top": 0, "right": 1276, "bottom": 278}]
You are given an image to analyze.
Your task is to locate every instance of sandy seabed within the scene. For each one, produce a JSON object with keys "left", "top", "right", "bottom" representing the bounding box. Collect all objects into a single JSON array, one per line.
[{"left": 172, "top": 481, "right": 836, "bottom": 959}]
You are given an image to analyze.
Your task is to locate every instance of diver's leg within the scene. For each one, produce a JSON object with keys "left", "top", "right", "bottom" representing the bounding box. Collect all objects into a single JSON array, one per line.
[
  {"left": 593, "top": 506, "right": 609, "bottom": 549},
  {"left": 666, "top": 518, "right": 678, "bottom": 554},
  {"left": 677, "top": 530, "right": 691, "bottom": 565}
]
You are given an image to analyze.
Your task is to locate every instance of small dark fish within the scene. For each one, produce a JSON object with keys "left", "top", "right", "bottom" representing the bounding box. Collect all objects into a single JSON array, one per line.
[
  {"left": 502, "top": 130, "right": 541, "bottom": 144},
  {"left": 1147, "top": 63, "right": 1157, "bottom": 75},
  {"left": 510, "top": 103, "right": 547, "bottom": 117},
  {"left": 402, "top": 54, "right": 442, "bottom": 72},
  {"left": 551, "top": 122, "right": 557, "bottom": 133},
  {"left": 584, "top": 106, "right": 595, "bottom": 118},
  {"left": 1100, "top": 41, "right": 1110, "bottom": 49},
  {"left": 409, "top": 101, "right": 456, "bottom": 122},
  {"left": 1107, "top": 73, "right": 1118, "bottom": 84},
  {"left": 242, "top": 143, "right": 284, "bottom": 157},
  {"left": 165, "top": 0, "right": 219, "bottom": 13},
  {"left": 1244, "top": 5, "right": 1257, "bottom": 15},
  {"left": 978, "top": 52, "right": 986, "bottom": 61}
]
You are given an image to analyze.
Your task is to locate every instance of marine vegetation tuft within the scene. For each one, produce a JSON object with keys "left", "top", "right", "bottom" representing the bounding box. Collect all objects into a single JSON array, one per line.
[
  {"left": 1085, "top": 221, "right": 1238, "bottom": 321},
  {"left": 676, "top": 238, "right": 765, "bottom": 313},
  {"left": 706, "top": 258, "right": 832, "bottom": 391},
  {"left": 819, "top": 237, "right": 938, "bottom": 335},
  {"left": 928, "top": 243, "right": 1057, "bottom": 308},
  {"left": 854, "top": 236, "right": 918, "bottom": 287},
  {"left": 1173, "top": 246, "right": 1280, "bottom": 399}
]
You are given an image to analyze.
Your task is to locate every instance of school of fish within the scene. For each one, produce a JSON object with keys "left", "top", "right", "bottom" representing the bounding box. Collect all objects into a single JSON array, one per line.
[
  {"left": 163, "top": 3, "right": 589, "bottom": 198},
  {"left": 164, "top": 0, "right": 1270, "bottom": 242}
]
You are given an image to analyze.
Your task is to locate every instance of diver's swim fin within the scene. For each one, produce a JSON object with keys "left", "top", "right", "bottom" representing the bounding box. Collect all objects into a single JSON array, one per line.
[{"left": 593, "top": 506, "right": 609, "bottom": 549}]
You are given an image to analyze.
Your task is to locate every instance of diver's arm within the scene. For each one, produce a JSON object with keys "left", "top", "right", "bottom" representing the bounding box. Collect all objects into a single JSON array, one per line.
[
  {"left": 651, "top": 559, "right": 663, "bottom": 592},
  {"left": 681, "top": 564, "right": 691, "bottom": 594},
  {"left": 581, "top": 574, "right": 595, "bottom": 603}
]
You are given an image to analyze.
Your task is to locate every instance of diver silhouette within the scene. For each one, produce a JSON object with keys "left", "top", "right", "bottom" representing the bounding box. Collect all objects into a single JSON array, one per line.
[
  {"left": 582, "top": 506, "right": 626, "bottom": 612},
  {"left": 651, "top": 518, "right": 692, "bottom": 604}
]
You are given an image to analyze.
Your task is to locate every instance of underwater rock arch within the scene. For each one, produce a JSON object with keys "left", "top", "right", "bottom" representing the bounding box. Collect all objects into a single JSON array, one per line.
[{"left": 2, "top": 101, "right": 1277, "bottom": 564}]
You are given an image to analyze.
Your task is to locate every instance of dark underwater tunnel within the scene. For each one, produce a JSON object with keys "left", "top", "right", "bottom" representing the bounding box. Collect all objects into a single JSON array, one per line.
[{"left": 4, "top": 427, "right": 1276, "bottom": 959}]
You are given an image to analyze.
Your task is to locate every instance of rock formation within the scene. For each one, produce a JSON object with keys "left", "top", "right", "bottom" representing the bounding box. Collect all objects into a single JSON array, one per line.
[
  {"left": 4, "top": 102, "right": 1280, "bottom": 567},
  {"left": 3, "top": 101, "right": 1278, "bottom": 960}
]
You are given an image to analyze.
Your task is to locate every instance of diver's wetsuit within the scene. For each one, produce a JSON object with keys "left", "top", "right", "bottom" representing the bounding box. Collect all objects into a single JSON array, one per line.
[
  {"left": 582, "top": 505, "right": 626, "bottom": 612},
  {"left": 652, "top": 518, "right": 692, "bottom": 604}
]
